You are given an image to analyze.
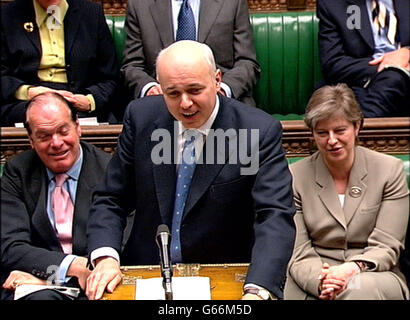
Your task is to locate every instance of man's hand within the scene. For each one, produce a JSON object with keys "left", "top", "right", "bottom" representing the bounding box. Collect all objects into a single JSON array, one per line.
[
  {"left": 146, "top": 84, "right": 163, "bottom": 96},
  {"left": 27, "top": 87, "right": 91, "bottom": 112},
  {"left": 27, "top": 86, "right": 59, "bottom": 100},
  {"left": 86, "top": 257, "right": 123, "bottom": 300},
  {"left": 369, "top": 47, "right": 410, "bottom": 72},
  {"left": 2, "top": 270, "right": 47, "bottom": 290},
  {"left": 66, "top": 257, "right": 91, "bottom": 291},
  {"left": 57, "top": 91, "right": 91, "bottom": 112}
]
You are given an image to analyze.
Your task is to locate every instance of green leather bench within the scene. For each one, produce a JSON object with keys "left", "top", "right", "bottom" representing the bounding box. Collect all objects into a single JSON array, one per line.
[{"left": 105, "top": 11, "right": 322, "bottom": 120}]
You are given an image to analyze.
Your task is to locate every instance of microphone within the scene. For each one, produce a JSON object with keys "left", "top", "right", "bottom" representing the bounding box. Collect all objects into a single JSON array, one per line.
[{"left": 155, "top": 224, "right": 173, "bottom": 300}]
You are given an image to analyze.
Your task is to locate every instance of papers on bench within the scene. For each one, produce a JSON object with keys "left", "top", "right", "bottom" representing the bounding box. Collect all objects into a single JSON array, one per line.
[
  {"left": 14, "top": 117, "right": 100, "bottom": 128},
  {"left": 14, "top": 284, "right": 80, "bottom": 300},
  {"left": 135, "top": 277, "right": 211, "bottom": 300},
  {"left": 78, "top": 117, "right": 99, "bottom": 126}
]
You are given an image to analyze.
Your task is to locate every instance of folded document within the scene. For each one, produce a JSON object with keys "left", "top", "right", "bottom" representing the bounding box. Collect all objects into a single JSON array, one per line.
[
  {"left": 14, "top": 285, "right": 80, "bottom": 300},
  {"left": 135, "top": 277, "right": 211, "bottom": 300}
]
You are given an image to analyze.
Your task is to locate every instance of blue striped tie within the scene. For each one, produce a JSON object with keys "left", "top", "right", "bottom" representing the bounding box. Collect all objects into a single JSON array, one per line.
[
  {"left": 371, "top": 0, "right": 397, "bottom": 44},
  {"left": 170, "top": 130, "right": 198, "bottom": 262},
  {"left": 176, "top": 0, "right": 196, "bottom": 41}
]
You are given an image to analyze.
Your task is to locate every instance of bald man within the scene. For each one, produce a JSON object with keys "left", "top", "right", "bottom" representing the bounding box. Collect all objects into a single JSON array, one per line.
[{"left": 86, "top": 41, "right": 295, "bottom": 300}]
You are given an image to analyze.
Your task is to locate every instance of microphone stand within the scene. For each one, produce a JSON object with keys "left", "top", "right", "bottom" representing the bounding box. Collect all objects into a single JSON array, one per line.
[
  {"left": 162, "top": 267, "right": 173, "bottom": 300},
  {"left": 156, "top": 224, "right": 173, "bottom": 300}
]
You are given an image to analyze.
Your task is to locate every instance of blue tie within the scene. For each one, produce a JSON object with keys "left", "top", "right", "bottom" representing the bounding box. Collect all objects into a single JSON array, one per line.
[
  {"left": 170, "top": 130, "right": 198, "bottom": 262},
  {"left": 176, "top": 0, "right": 196, "bottom": 41}
]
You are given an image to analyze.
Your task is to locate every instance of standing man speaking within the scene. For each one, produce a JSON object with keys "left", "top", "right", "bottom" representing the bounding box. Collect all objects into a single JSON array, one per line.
[{"left": 86, "top": 41, "right": 295, "bottom": 301}]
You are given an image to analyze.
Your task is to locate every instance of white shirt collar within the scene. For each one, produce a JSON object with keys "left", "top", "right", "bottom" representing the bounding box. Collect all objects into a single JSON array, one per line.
[{"left": 177, "top": 95, "right": 220, "bottom": 138}]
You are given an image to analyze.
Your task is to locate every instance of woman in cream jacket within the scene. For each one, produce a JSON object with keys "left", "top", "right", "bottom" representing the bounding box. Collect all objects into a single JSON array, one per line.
[{"left": 284, "top": 84, "right": 409, "bottom": 300}]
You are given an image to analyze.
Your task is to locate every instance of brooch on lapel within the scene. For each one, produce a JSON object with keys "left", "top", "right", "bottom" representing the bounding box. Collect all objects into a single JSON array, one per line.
[
  {"left": 349, "top": 186, "right": 362, "bottom": 198},
  {"left": 23, "top": 22, "right": 34, "bottom": 33}
]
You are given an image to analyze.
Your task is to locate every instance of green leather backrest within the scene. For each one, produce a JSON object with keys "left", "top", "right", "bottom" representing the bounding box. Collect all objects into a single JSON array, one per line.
[
  {"left": 105, "top": 12, "right": 322, "bottom": 116},
  {"left": 105, "top": 16, "right": 126, "bottom": 67},
  {"left": 250, "top": 11, "right": 322, "bottom": 116}
]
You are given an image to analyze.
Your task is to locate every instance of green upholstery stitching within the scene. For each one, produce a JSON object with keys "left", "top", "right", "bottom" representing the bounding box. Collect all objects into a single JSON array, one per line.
[{"left": 249, "top": 12, "right": 322, "bottom": 115}]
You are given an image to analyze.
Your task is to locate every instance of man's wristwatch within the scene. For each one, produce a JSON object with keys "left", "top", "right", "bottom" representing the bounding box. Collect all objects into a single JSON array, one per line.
[{"left": 243, "top": 287, "right": 272, "bottom": 300}]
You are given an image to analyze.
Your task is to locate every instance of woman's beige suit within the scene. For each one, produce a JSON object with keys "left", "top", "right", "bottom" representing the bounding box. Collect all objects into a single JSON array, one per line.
[{"left": 285, "top": 146, "right": 409, "bottom": 300}]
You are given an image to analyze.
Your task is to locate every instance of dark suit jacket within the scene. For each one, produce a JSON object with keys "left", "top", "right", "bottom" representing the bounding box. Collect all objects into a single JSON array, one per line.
[
  {"left": 87, "top": 95, "right": 296, "bottom": 298},
  {"left": 0, "top": 0, "right": 119, "bottom": 121},
  {"left": 317, "top": 0, "right": 410, "bottom": 87},
  {"left": 121, "top": 0, "right": 260, "bottom": 106},
  {"left": 1, "top": 142, "right": 111, "bottom": 285}
]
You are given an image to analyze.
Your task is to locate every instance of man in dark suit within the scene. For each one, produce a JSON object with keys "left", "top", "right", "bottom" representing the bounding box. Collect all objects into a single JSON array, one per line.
[
  {"left": 86, "top": 41, "right": 295, "bottom": 300},
  {"left": 1, "top": 92, "right": 111, "bottom": 300},
  {"left": 0, "top": 0, "right": 119, "bottom": 126},
  {"left": 317, "top": 0, "right": 409, "bottom": 117},
  {"left": 121, "top": 0, "right": 260, "bottom": 106}
]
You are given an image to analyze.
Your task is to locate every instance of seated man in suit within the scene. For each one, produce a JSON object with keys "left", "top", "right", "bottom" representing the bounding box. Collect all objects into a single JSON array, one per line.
[
  {"left": 0, "top": 0, "right": 119, "bottom": 126},
  {"left": 86, "top": 40, "right": 296, "bottom": 300},
  {"left": 317, "top": 0, "right": 409, "bottom": 117},
  {"left": 1, "top": 92, "right": 111, "bottom": 300},
  {"left": 121, "top": 0, "right": 260, "bottom": 106}
]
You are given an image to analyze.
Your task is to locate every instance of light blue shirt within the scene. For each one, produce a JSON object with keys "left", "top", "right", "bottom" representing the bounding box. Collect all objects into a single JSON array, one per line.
[
  {"left": 46, "top": 145, "right": 83, "bottom": 284},
  {"left": 141, "top": 0, "right": 232, "bottom": 98},
  {"left": 366, "top": 0, "right": 398, "bottom": 58}
]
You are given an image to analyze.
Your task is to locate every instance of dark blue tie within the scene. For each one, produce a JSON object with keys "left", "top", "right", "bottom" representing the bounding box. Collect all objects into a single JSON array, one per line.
[
  {"left": 170, "top": 130, "right": 198, "bottom": 262},
  {"left": 176, "top": 0, "right": 196, "bottom": 41}
]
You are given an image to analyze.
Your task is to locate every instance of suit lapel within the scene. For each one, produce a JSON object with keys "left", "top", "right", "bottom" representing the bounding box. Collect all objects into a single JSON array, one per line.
[
  {"left": 355, "top": 0, "right": 375, "bottom": 49},
  {"left": 150, "top": 0, "right": 174, "bottom": 46},
  {"left": 30, "top": 165, "right": 62, "bottom": 252},
  {"left": 16, "top": 0, "right": 41, "bottom": 55},
  {"left": 343, "top": 147, "right": 367, "bottom": 226},
  {"left": 183, "top": 97, "right": 234, "bottom": 217},
  {"left": 315, "top": 154, "right": 347, "bottom": 229},
  {"left": 394, "top": 0, "right": 410, "bottom": 46},
  {"left": 71, "top": 144, "right": 94, "bottom": 253},
  {"left": 64, "top": 0, "right": 81, "bottom": 56},
  {"left": 198, "top": 0, "right": 224, "bottom": 42},
  {"left": 152, "top": 113, "right": 177, "bottom": 226}
]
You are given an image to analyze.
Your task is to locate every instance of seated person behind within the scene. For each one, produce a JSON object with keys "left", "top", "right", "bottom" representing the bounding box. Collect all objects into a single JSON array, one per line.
[
  {"left": 0, "top": 0, "right": 119, "bottom": 126},
  {"left": 284, "top": 83, "right": 409, "bottom": 300},
  {"left": 121, "top": 0, "right": 260, "bottom": 106},
  {"left": 317, "top": 0, "right": 409, "bottom": 117},
  {"left": 1, "top": 92, "right": 111, "bottom": 300}
]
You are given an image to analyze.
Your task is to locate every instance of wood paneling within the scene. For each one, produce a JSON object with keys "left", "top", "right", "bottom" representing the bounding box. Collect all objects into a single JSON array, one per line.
[{"left": 2, "top": 118, "right": 409, "bottom": 166}]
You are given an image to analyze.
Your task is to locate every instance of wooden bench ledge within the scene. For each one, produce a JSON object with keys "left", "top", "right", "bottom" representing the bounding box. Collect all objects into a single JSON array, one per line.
[{"left": 1, "top": 117, "right": 409, "bottom": 164}]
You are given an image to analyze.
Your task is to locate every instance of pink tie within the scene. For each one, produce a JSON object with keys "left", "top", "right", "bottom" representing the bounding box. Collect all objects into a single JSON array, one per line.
[{"left": 52, "top": 174, "right": 74, "bottom": 254}]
